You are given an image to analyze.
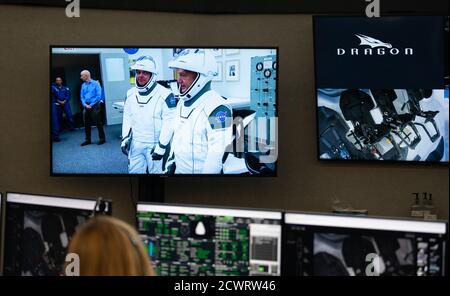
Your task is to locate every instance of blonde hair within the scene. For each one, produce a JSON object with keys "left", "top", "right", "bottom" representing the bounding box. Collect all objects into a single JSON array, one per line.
[{"left": 67, "top": 216, "right": 155, "bottom": 276}]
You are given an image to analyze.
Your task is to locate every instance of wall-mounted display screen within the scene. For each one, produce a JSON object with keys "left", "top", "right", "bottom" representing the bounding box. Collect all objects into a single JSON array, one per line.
[
  {"left": 50, "top": 47, "right": 278, "bottom": 175},
  {"left": 314, "top": 16, "right": 448, "bottom": 162}
]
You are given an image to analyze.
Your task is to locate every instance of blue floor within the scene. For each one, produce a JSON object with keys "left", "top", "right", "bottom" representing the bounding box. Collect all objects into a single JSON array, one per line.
[{"left": 52, "top": 124, "right": 128, "bottom": 174}]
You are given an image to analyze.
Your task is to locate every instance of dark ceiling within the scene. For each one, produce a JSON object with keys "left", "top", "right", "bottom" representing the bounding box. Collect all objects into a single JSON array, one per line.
[{"left": 0, "top": 0, "right": 448, "bottom": 14}]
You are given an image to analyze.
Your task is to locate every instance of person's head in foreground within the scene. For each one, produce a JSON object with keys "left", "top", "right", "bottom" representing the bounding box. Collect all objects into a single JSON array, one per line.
[{"left": 67, "top": 216, "right": 155, "bottom": 276}]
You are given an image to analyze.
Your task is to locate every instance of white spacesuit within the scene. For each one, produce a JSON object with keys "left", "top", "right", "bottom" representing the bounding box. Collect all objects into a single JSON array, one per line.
[
  {"left": 167, "top": 49, "right": 233, "bottom": 174},
  {"left": 121, "top": 56, "right": 177, "bottom": 174}
]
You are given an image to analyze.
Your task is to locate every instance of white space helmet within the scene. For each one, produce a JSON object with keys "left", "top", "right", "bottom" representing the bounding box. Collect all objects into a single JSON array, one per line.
[
  {"left": 130, "top": 56, "right": 158, "bottom": 92},
  {"left": 168, "top": 48, "right": 218, "bottom": 101}
]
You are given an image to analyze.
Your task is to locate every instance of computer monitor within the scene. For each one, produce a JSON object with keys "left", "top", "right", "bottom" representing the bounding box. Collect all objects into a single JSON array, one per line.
[
  {"left": 0, "top": 193, "right": 2, "bottom": 228},
  {"left": 0, "top": 192, "right": 3, "bottom": 274},
  {"left": 3, "top": 192, "right": 112, "bottom": 276},
  {"left": 136, "top": 203, "right": 282, "bottom": 275},
  {"left": 283, "top": 212, "right": 448, "bottom": 276}
]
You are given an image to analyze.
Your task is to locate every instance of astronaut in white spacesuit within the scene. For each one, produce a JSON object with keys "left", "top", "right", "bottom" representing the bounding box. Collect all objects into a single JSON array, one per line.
[
  {"left": 166, "top": 49, "right": 233, "bottom": 174},
  {"left": 121, "top": 56, "right": 177, "bottom": 174}
]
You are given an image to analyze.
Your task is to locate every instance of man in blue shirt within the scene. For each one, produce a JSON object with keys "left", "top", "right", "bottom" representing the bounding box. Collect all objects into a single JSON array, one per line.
[
  {"left": 80, "top": 70, "right": 106, "bottom": 146},
  {"left": 51, "top": 77, "right": 75, "bottom": 131}
]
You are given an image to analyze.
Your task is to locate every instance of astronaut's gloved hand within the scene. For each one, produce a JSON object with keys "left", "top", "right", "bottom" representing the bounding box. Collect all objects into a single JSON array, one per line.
[
  {"left": 151, "top": 144, "right": 165, "bottom": 160},
  {"left": 121, "top": 136, "right": 132, "bottom": 156},
  {"left": 166, "top": 162, "right": 176, "bottom": 175},
  {"left": 121, "top": 139, "right": 131, "bottom": 156}
]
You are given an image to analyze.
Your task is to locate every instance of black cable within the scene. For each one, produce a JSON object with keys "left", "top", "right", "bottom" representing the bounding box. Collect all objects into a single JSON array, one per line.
[{"left": 129, "top": 176, "right": 135, "bottom": 208}]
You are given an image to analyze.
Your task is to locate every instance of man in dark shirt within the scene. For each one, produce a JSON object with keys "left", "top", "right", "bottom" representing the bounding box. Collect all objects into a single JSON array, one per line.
[{"left": 51, "top": 77, "right": 75, "bottom": 131}]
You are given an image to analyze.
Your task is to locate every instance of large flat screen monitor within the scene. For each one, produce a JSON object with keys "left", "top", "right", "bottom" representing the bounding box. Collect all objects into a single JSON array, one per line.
[
  {"left": 0, "top": 192, "right": 2, "bottom": 274},
  {"left": 136, "top": 203, "right": 282, "bottom": 275},
  {"left": 314, "top": 16, "right": 449, "bottom": 162},
  {"left": 2, "top": 192, "right": 111, "bottom": 275},
  {"left": 283, "top": 212, "right": 448, "bottom": 276},
  {"left": 51, "top": 47, "right": 278, "bottom": 175}
]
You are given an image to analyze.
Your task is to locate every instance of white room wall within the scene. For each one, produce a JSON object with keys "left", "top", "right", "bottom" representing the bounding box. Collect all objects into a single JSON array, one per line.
[{"left": 212, "top": 48, "right": 275, "bottom": 100}]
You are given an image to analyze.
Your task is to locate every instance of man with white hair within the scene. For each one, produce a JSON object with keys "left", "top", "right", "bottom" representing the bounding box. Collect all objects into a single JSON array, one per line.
[
  {"left": 121, "top": 56, "right": 177, "bottom": 174},
  {"left": 80, "top": 70, "right": 105, "bottom": 146}
]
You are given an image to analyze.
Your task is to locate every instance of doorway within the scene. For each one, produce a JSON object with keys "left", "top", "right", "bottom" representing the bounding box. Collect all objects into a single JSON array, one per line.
[{"left": 51, "top": 54, "right": 104, "bottom": 128}]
